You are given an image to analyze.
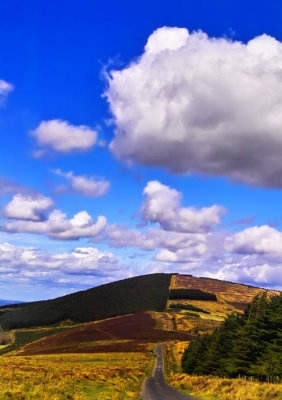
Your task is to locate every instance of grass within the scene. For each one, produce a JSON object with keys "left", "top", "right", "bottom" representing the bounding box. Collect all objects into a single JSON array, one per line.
[
  {"left": 170, "top": 274, "right": 280, "bottom": 317},
  {"left": 0, "top": 326, "right": 72, "bottom": 355},
  {"left": 164, "top": 342, "right": 282, "bottom": 400},
  {"left": 0, "top": 352, "right": 154, "bottom": 400},
  {"left": 17, "top": 312, "right": 191, "bottom": 356}
]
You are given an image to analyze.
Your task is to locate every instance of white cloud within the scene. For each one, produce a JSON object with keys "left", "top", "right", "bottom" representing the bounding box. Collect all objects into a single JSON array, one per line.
[
  {"left": 0, "top": 242, "right": 122, "bottom": 285},
  {"left": 52, "top": 169, "right": 110, "bottom": 197},
  {"left": 106, "top": 27, "right": 282, "bottom": 187},
  {"left": 207, "top": 259, "right": 282, "bottom": 287},
  {"left": 3, "top": 209, "right": 107, "bottom": 241},
  {"left": 142, "top": 180, "right": 225, "bottom": 232},
  {"left": 31, "top": 119, "right": 96, "bottom": 154},
  {"left": 225, "top": 225, "right": 282, "bottom": 256},
  {"left": 0, "top": 80, "right": 13, "bottom": 101},
  {"left": 4, "top": 194, "right": 54, "bottom": 221}
]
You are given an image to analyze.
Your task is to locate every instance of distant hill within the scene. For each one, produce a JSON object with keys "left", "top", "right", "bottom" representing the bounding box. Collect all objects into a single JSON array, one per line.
[
  {"left": 0, "top": 299, "right": 22, "bottom": 306},
  {"left": 0, "top": 273, "right": 279, "bottom": 331}
]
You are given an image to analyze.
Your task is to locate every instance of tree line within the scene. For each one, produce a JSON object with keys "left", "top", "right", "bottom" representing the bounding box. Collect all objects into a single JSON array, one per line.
[{"left": 182, "top": 292, "right": 282, "bottom": 381}]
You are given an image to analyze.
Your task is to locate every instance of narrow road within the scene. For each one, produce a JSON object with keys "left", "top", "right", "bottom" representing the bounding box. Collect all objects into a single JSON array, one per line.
[{"left": 142, "top": 344, "right": 200, "bottom": 400}]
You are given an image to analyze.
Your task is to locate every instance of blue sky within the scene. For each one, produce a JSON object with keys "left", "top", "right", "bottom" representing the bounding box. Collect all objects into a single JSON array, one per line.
[{"left": 1, "top": 1, "right": 282, "bottom": 301}]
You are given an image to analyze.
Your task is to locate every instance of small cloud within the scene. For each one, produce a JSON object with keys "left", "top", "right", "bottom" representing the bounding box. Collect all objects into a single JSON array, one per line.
[
  {"left": 3, "top": 208, "right": 107, "bottom": 241},
  {"left": 4, "top": 193, "right": 54, "bottom": 221},
  {"left": 51, "top": 169, "right": 110, "bottom": 197},
  {"left": 0, "top": 80, "right": 14, "bottom": 103},
  {"left": 31, "top": 119, "right": 97, "bottom": 155}
]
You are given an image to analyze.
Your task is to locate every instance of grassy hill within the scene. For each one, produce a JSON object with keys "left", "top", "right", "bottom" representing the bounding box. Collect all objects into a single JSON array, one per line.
[
  {"left": 0, "top": 272, "right": 279, "bottom": 335},
  {"left": 0, "top": 273, "right": 172, "bottom": 330}
]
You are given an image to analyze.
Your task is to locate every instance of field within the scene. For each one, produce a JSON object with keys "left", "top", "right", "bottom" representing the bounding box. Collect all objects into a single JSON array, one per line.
[
  {"left": 0, "top": 352, "right": 153, "bottom": 400},
  {"left": 164, "top": 342, "right": 282, "bottom": 400},
  {"left": 0, "top": 274, "right": 279, "bottom": 400},
  {"left": 169, "top": 275, "right": 280, "bottom": 316},
  {"left": 16, "top": 312, "right": 192, "bottom": 356}
]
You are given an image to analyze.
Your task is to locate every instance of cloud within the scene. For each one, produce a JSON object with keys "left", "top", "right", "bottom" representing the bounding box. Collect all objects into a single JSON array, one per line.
[
  {"left": 52, "top": 169, "right": 110, "bottom": 197},
  {"left": 0, "top": 80, "right": 13, "bottom": 101},
  {"left": 31, "top": 119, "right": 97, "bottom": 155},
  {"left": 142, "top": 180, "right": 225, "bottom": 233},
  {"left": 0, "top": 242, "right": 122, "bottom": 285},
  {"left": 207, "top": 258, "right": 282, "bottom": 288},
  {"left": 0, "top": 177, "right": 27, "bottom": 196},
  {"left": 225, "top": 225, "right": 282, "bottom": 257},
  {"left": 106, "top": 27, "right": 282, "bottom": 188},
  {"left": 4, "top": 194, "right": 54, "bottom": 221},
  {"left": 3, "top": 209, "right": 107, "bottom": 240}
]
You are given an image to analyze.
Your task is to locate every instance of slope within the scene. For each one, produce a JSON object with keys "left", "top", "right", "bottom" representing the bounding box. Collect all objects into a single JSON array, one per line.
[{"left": 0, "top": 273, "right": 172, "bottom": 330}]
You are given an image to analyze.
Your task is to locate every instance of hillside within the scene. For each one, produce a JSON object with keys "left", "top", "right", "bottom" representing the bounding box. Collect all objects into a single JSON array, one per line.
[
  {"left": 0, "top": 273, "right": 172, "bottom": 330},
  {"left": 0, "top": 273, "right": 279, "bottom": 333},
  {"left": 17, "top": 312, "right": 192, "bottom": 356},
  {"left": 182, "top": 292, "right": 282, "bottom": 380}
]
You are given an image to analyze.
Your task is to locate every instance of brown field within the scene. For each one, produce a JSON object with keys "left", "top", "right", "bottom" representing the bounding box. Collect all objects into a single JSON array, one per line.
[
  {"left": 17, "top": 312, "right": 192, "bottom": 356},
  {"left": 152, "top": 310, "right": 221, "bottom": 335},
  {"left": 169, "top": 274, "right": 280, "bottom": 317}
]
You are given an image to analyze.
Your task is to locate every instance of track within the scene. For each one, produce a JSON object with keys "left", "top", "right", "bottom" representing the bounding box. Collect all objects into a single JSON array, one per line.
[{"left": 142, "top": 344, "right": 200, "bottom": 400}]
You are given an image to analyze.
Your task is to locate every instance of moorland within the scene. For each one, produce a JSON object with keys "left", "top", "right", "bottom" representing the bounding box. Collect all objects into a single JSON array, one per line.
[{"left": 0, "top": 273, "right": 280, "bottom": 400}]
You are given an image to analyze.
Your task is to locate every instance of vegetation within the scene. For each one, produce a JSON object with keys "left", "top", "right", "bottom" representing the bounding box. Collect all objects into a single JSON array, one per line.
[
  {"left": 182, "top": 293, "right": 282, "bottom": 381},
  {"left": 0, "top": 273, "right": 172, "bottom": 330},
  {"left": 165, "top": 342, "right": 282, "bottom": 400},
  {"left": 0, "top": 326, "right": 72, "bottom": 355},
  {"left": 169, "top": 289, "right": 217, "bottom": 301},
  {"left": 16, "top": 312, "right": 191, "bottom": 356},
  {"left": 169, "top": 303, "right": 210, "bottom": 314},
  {"left": 0, "top": 352, "right": 154, "bottom": 400}
]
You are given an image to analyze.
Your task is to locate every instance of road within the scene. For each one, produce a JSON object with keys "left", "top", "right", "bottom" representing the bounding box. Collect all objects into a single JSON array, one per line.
[{"left": 142, "top": 344, "right": 200, "bottom": 400}]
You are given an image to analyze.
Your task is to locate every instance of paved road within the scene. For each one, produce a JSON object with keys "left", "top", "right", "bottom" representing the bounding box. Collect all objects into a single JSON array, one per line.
[{"left": 142, "top": 344, "right": 200, "bottom": 400}]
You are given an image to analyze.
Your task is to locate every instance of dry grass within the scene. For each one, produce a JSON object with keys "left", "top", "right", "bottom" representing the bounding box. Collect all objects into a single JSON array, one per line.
[
  {"left": 0, "top": 352, "right": 154, "bottom": 400},
  {"left": 168, "top": 374, "right": 282, "bottom": 400},
  {"left": 170, "top": 274, "right": 280, "bottom": 317},
  {"left": 164, "top": 342, "right": 282, "bottom": 400}
]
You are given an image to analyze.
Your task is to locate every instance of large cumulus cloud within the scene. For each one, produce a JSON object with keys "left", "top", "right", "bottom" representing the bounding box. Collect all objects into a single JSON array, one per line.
[{"left": 106, "top": 27, "right": 282, "bottom": 187}]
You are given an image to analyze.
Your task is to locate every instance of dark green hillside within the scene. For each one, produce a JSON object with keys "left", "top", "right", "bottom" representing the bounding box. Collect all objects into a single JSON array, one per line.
[
  {"left": 0, "top": 273, "right": 172, "bottom": 330},
  {"left": 182, "top": 293, "right": 282, "bottom": 380}
]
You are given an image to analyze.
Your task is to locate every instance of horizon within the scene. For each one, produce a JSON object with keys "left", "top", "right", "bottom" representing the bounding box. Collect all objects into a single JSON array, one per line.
[
  {"left": 1, "top": 272, "right": 281, "bottom": 304},
  {"left": 1, "top": 1, "right": 282, "bottom": 301}
]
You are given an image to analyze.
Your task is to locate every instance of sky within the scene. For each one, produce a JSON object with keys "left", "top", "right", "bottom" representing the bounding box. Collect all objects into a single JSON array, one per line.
[{"left": 1, "top": 0, "right": 282, "bottom": 301}]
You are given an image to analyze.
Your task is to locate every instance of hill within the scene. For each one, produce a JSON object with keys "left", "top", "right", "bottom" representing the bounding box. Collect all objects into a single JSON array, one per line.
[
  {"left": 0, "top": 273, "right": 172, "bottom": 330},
  {"left": 0, "top": 273, "right": 279, "bottom": 332}
]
